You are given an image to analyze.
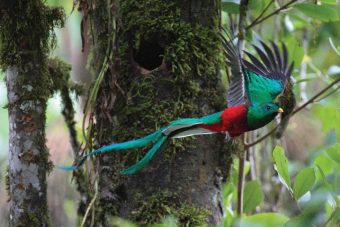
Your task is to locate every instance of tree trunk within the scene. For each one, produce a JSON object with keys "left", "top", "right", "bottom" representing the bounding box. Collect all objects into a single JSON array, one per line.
[
  {"left": 6, "top": 67, "right": 50, "bottom": 226},
  {"left": 0, "top": 1, "right": 64, "bottom": 226},
  {"left": 91, "top": 0, "right": 234, "bottom": 225}
]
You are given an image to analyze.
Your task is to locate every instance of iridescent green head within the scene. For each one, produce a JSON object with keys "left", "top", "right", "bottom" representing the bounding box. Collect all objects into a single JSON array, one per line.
[{"left": 247, "top": 103, "right": 283, "bottom": 130}]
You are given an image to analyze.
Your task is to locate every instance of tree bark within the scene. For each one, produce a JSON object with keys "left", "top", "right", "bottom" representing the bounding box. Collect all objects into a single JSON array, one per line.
[
  {"left": 0, "top": 1, "right": 64, "bottom": 226},
  {"left": 91, "top": 0, "right": 234, "bottom": 225},
  {"left": 6, "top": 67, "right": 50, "bottom": 226}
]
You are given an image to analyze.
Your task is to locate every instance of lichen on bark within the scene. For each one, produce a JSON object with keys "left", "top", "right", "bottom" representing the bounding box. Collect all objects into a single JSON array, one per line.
[{"left": 0, "top": 0, "right": 66, "bottom": 226}]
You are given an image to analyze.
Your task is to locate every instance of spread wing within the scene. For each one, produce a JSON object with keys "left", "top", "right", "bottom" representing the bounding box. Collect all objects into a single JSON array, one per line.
[
  {"left": 221, "top": 34, "right": 247, "bottom": 107},
  {"left": 242, "top": 42, "right": 294, "bottom": 106},
  {"left": 243, "top": 41, "right": 294, "bottom": 85},
  {"left": 222, "top": 33, "right": 294, "bottom": 107}
]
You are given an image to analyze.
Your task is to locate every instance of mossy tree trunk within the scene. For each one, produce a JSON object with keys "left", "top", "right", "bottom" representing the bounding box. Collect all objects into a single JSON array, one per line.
[
  {"left": 90, "top": 0, "right": 234, "bottom": 226},
  {"left": 0, "top": 1, "right": 64, "bottom": 226}
]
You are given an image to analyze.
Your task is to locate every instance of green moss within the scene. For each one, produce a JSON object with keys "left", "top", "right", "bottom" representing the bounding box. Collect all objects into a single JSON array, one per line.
[
  {"left": 112, "top": 0, "right": 225, "bottom": 163},
  {"left": 130, "top": 191, "right": 209, "bottom": 226},
  {"left": 0, "top": 0, "right": 65, "bottom": 104},
  {"left": 0, "top": 1, "right": 64, "bottom": 69},
  {"left": 47, "top": 58, "right": 72, "bottom": 92}
]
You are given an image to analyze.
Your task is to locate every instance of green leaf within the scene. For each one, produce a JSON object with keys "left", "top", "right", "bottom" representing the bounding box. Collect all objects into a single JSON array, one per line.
[
  {"left": 284, "top": 214, "right": 314, "bottom": 227},
  {"left": 111, "top": 217, "right": 137, "bottom": 227},
  {"left": 249, "top": 0, "right": 272, "bottom": 17},
  {"left": 336, "top": 109, "right": 340, "bottom": 142},
  {"left": 222, "top": 2, "right": 240, "bottom": 14},
  {"left": 324, "top": 207, "right": 340, "bottom": 227},
  {"left": 287, "top": 14, "right": 312, "bottom": 30},
  {"left": 314, "top": 155, "right": 334, "bottom": 176},
  {"left": 314, "top": 105, "right": 338, "bottom": 134},
  {"left": 243, "top": 180, "right": 263, "bottom": 213},
  {"left": 293, "top": 167, "right": 316, "bottom": 200},
  {"left": 321, "top": 0, "right": 338, "bottom": 5},
  {"left": 284, "top": 36, "right": 304, "bottom": 68},
  {"left": 239, "top": 213, "right": 289, "bottom": 227},
  {"left": 326, "top": 143, "right": 340, "bottom": 165},
  {"left": 272, "top": 145, "right": 292, "bottom": 192},
  {"left": 294, "top": 3, "right": 340, "bottom": 22}
]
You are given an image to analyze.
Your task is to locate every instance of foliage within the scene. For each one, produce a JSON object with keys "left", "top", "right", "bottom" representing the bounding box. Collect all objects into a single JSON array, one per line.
[
  {"left": 220, "top": 0, "right": 340, "bottom": 226},
  {"left": 1, "top": 0, "right": 339, "bottom": 226}
]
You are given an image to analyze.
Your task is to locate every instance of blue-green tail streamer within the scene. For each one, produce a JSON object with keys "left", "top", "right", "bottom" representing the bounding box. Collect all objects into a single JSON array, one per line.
[
  {"left": 58, "top": 111, "right": 222, "bottom": 174},
  {"left": 57, "top": 129, "right": 164, "bottom": 172}
]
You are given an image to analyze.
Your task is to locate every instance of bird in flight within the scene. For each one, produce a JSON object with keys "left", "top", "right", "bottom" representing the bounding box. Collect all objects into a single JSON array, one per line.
[{"left": 59, "top": 36, "right": 294, "bottom": 175}]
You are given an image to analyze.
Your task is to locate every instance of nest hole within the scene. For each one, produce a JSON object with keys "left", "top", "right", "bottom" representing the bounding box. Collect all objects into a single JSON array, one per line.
[{"left": 133, "top": 39, "right": 164, "bottom": 71}]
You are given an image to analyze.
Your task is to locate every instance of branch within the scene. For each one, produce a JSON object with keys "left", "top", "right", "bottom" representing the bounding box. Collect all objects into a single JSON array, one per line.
[
  {"left": 245, "top": 0, "right": 299, "bottom": 30},
  {"left": 314, "top": 85, "right": 340, "bottom": 102},
  {"left": 245, "top": 78, "right": 340, "bottom": 148},
  {"left": 237, "top": 149, "right": 246, "bottom": 215},
  {"left": 248, "top": 0, "right": 275, "bottom": 28},
  {"left": 237, "top": 0, "right": 249, "bottom": 217},
  {"left": 80, "top": 180, "right": 98, "bottom": 227},
  {"left": 292, "top": 78, "right": 340, "bottom": 115}
]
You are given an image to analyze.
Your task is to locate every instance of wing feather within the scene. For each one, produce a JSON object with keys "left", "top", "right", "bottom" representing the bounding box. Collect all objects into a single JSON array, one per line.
[
  {"left": 221, "top": 33, "right": 247, "bottom": 107},
  {"left": 242, "top": 41, "right": 295, "bottom": 106},
  {"left": 282, "top": 43, "right": 288, "bottom": 72},
  {"left": 244, "top": 41, "right": 294, "bottom": 86},
  {"left": 271, "top": 41, "right": 283, "bottom": 74},
  {"left": 244, "top": 51, "right": 270, "bottom": 74},
  {"left": 260, "top": 41, "right": 278, "bottom": 72},
  {"left": 253, "top": 45, "right": 275, "bottom": 72}
]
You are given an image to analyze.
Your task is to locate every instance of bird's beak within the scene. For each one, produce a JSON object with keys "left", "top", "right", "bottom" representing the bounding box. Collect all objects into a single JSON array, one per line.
[{"left": 277, "top": 108, "right": 284, "bottom": 113}]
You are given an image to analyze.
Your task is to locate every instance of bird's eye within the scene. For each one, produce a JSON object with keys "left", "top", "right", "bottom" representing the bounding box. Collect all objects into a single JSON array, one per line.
[{"left": 266, "top": 105, "right": 271, "bottom": 110}]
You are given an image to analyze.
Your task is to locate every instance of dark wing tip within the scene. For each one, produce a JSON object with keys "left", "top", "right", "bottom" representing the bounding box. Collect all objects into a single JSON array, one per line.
[
  {"left": 250, "top": 40, "right": 294, "bottom": 84},
  {"left": 286, "top": 61, "right": 294, "bottom": 78},
  {"left": 244, "top": 50, "right": 269, "bottom": 75}
]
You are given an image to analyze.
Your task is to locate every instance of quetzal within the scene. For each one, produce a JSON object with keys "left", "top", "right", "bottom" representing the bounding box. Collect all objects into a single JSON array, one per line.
[{"left": 59, "top": 37, "right": 294, "bottom": 175}]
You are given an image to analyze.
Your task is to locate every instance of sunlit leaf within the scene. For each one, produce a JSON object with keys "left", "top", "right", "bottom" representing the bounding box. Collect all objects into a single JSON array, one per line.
[
  {"left": 321, "top": 0, "right": 338, "bottom": 5},
  {"left": 284, "top": 36, "right": 304, "bottom": 68},
  {"left": 243, "top": 180, "right": 263, "bottom": 213},
  {"left": 239, "top": 213, "right": 289, "bottom": 227},
  {"left": 273, "top": 145, "right": 292, "bottom": 192},
  {"left": 314, "top": 155, "right": 334, "bottom": 176},
  {"left": 336, "top": 109, "right": 340, "bottom": 142},
  {"left": 222, "top": 0, "right": 240, "bottom": 14},
  {"left": 111, "top": 217, "right": 137, "bottom": 227},
  {"left": 223, "top": 207, "right": 235, "bottom": 227},
  {"left": 326, "top": 143, "right": 340, "bottom": 165},
  {"left": 223, "top": 180, "right": 236, "bottom": 208},
  {"left": 324, "top": 207, "right": 340, "bottom": 227},
  {"left": 287, "top": 14, "right": 311, "bottom": 30},
  {"left": 293, "top": 167, "right": 316, "bottom": 200},
  {"left": 294, "top": 3, "right": 340, "bottom": 22},
  {"left": 249, "top": 0, "right": 272, "bottom": 17}
]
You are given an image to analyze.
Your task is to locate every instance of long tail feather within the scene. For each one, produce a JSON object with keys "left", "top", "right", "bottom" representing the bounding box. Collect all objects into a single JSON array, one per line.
[
  {"left": 58, "top": 111, "right": 223, "bottom": 173},
  {"left": 57, "top": 130, "right": 163, "bottom": 171},
  {"left": 121, "top": 136, "right": 167, "bottom": 175}
]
